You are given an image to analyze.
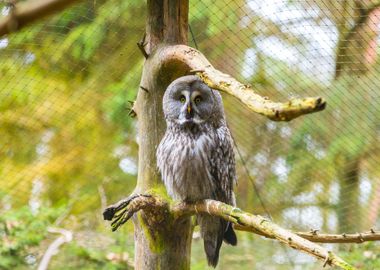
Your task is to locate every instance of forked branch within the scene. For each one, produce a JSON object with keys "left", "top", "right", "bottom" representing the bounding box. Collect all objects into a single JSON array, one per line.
[
  {"left": 156, "top": 45, "right": 326, "bottom": 121},
  {"left": 104, "top": 195, "right": 358, "bottom": 270}
]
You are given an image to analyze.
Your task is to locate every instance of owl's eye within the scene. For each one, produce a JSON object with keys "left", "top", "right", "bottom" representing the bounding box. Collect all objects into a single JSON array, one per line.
[
  {"left": 180, "top": 95, "right": 186, "bottom": 103},
  {"left": 194, "top": 96, "right": 202, "bottom": 104}
]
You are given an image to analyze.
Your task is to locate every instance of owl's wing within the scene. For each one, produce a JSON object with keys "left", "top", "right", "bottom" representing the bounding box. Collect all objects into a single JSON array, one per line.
[
  {"left": 209, "top": 125, "right": 236, "bottom": 204},
  {"left": 208, "top": 124, "right": 238, "bottom": 247}
]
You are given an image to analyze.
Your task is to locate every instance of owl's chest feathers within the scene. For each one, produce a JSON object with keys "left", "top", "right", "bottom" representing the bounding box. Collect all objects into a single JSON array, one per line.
[{"left": 157, "top": 124, "right": 217, "bottom": 201}]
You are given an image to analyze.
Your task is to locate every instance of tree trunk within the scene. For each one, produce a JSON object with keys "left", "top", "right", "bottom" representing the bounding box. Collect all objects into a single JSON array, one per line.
[
  {"left": 334, "top": 6, "right": 380, "bottom": 234},
  {"left": 335, "top": 6, "right": 380, "bottom": 78},
  {"left": 133, "top": 1, "right": 193, "bottom": 269},
  {"left": 366, "top": 176, "right": 380, "bottom": 227},
  {"left": 337, "top": 158, "right": 361, "bottom": 233},
  {"left": 344, "top": 9, "right": 380, "bottom": 75}
]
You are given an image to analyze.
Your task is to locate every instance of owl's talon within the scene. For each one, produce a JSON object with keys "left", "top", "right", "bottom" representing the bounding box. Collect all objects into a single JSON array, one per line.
[
  {"left": 103, "top": 194, "right": 137, "bottom": 220},
  {"left": 103, "top": 207, "right": 116, "bottom": 221},
  {"left": 103, "top": 194, "right": 153, "bottom": 224}
]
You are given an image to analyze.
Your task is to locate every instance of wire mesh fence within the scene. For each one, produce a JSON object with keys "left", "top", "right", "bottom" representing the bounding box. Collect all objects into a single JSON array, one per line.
[{"left": 0, "top": 0, "right": 379, "bottom": 269}]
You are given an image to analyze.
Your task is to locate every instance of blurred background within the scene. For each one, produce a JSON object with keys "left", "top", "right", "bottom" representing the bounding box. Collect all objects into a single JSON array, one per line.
[{"left": 1, "top": 0, "right": 380, "bottom": 269}]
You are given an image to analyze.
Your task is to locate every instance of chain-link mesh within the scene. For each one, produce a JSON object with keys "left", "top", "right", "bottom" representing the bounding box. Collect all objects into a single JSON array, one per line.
[{"left": 1, "top": 0, "right": 379, "bottom": 269}]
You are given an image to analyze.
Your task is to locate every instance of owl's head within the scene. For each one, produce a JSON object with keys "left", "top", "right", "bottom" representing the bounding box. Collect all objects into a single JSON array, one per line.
[{"left": 163, "top": 75, "right": 224, "bottom": 126}]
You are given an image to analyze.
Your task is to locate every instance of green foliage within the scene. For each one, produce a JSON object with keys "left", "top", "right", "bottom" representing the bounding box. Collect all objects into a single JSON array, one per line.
[
  {"left": 0, "top": 207, "right": 62, "bottom": 269},
  {"left": 0, "top": 0, "right": 142, "bottom": 210},
  {"left": 49, "top": 243, "right": 132, "bottom": 270},
  {"left": 289, "top": 72, "right": 380, "bottom": 179},
  {"left": 0, "top": 207, "right": 134, "bottom": 270},
  {"left": 340, "top": 243, "right": 380, "bottom": 269}
]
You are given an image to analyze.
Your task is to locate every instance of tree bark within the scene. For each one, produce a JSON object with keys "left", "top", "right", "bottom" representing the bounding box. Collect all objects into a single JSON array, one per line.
[
  {"left": 334, "top": 2, "right": 380, "bottom": 79},
  {"left": 133, "top": 1, "right": 193, "bottom": 269}
]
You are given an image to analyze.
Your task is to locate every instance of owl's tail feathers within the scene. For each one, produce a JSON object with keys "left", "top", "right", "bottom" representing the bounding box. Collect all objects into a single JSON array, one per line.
[
  {"left": 204, "top": 237, "right": 223, "bottom": 268},
  {"left": 198, "top": 214, "right": 224, "bottom": 268},
  {"left": 223, "top": 222, "right": 237, "bottom": 246}
]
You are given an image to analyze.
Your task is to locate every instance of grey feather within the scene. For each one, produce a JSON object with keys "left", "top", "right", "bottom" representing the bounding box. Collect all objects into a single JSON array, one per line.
[{"left": 157, "top": 75, "right": 237, "bottom": 267}]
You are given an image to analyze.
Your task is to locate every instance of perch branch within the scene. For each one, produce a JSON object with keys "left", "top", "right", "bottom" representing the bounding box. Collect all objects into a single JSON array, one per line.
[
  {"left": 172, "top": 200, "right": 355, "bottom": 270},
  {"left": 157, "top": 45, "right": 326, "bottom": 121},
  {"left": 38, "top": 227, "right": 73, "bottom": 270},
  {"left": 0, "top": 0, "right": 82, "bottom": 37},
  {"left": 104, "top": 195, "right": 356, "bottom": 270}
]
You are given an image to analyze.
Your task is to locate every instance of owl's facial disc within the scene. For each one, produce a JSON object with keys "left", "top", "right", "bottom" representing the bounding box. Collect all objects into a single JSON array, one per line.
[{"left": 176, "top": 90, "right": 206, "bottom": 126}]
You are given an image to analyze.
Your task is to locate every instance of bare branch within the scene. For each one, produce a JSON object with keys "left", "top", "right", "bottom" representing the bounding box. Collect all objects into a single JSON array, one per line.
[
  {"left": 104, "top": 195, "right": 357, "bottom": 270},
  {"left": 157, "top": 45, "right": 326, "bottom": 121},
  {"left": 235, "top": 224, "right": 380, "bottom": 244},
  {"left": 172, "top": 200, "right": 355, "bottom": 270},
  {"left": 0, "top": 0, "right": 82, "bottom": 37},
  {"left": 38, "top": 227, "right": 73, "bottom": 270}
]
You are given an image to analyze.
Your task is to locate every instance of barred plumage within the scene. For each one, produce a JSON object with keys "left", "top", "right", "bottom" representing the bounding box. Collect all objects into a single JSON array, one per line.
[{"left": 156, "top": 75, "right": 237, "bottom": 267}]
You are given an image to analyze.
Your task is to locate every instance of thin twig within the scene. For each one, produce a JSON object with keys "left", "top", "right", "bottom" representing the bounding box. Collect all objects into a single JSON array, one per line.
[
  {"left": 139, "top": 86, "right": 149, "bottom": 93},
  {"left": 137, "top": 33, "right": 149, "bottom": 58},
  {"left": 234, "top": 224, "right": 380, "bottom": 243},
  {"left": 98, "top": 184, "right": 107, "bottom": 210}
]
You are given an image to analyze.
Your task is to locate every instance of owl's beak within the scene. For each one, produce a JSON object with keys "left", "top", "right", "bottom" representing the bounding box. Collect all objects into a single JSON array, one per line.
[{"left": 185, "top": 103, "right": 194, "bottom": 120}]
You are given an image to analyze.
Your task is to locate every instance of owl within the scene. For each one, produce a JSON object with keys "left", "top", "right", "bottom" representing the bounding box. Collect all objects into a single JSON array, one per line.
[{"left": 156, "top": 75, "right": 237, "bottom": 267}]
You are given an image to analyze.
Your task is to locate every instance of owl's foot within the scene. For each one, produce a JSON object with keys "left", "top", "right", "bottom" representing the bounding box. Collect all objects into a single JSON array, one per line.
[
  {"left": 103, "top": 194, "right": 142, "bottom": 220},
  {"left": 103, "top": 194, "right": 153, "bottom": 231}
]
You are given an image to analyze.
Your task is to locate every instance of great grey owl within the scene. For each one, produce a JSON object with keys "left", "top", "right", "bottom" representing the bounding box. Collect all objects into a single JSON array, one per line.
[{"left": 156, "top": 75, "right": 237, "bottom": 267}]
